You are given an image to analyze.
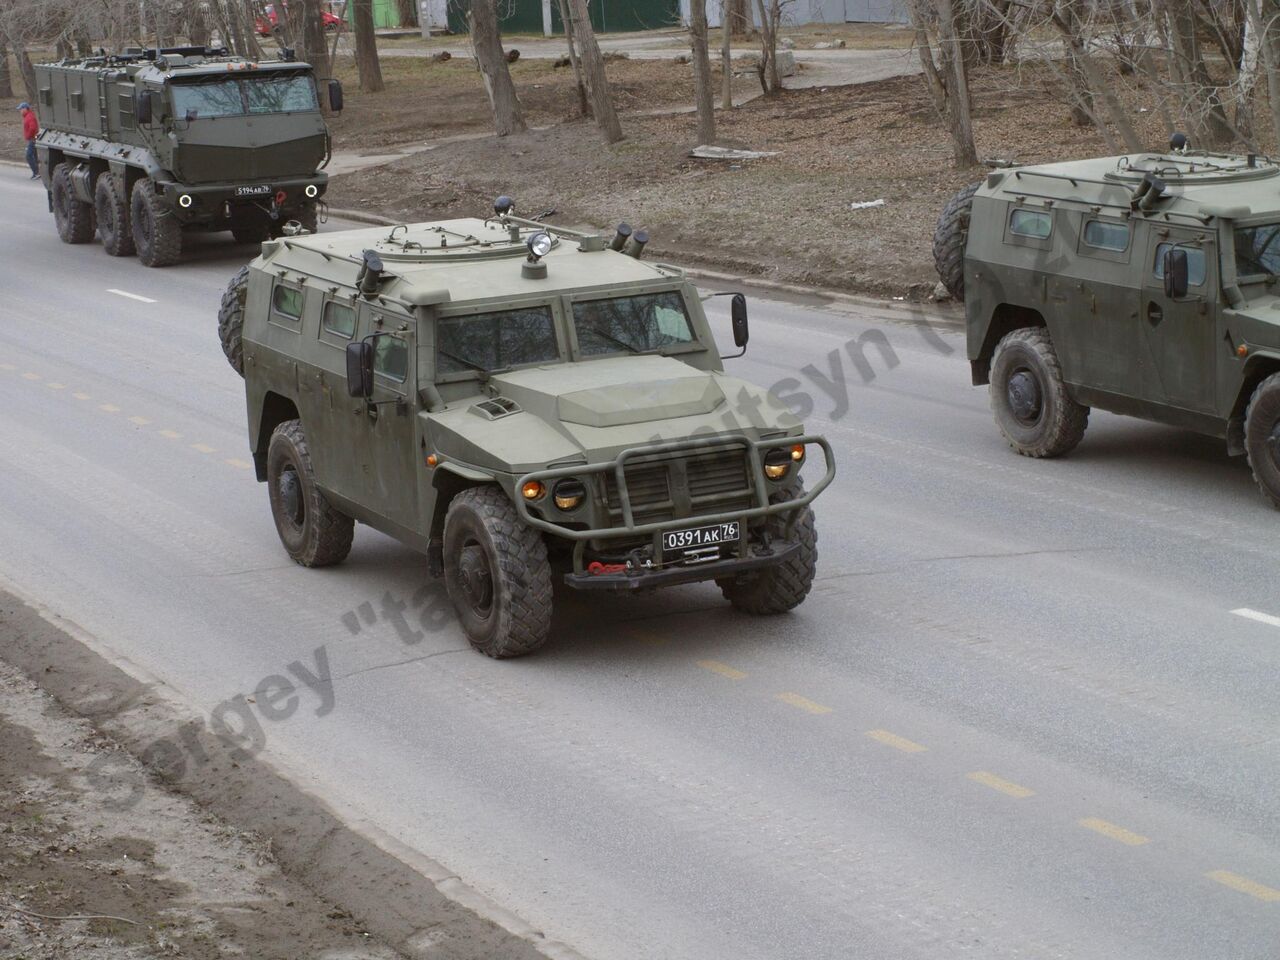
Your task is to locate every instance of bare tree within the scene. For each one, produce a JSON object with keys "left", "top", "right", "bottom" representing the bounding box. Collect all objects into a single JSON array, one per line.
[
  {"left": 353, "top": 0, "right": 385, "bottom": 91},
  {"left": 908, "top": 0, "right": 977, "bottom": 166},
  {"left": 721, "top": 0, "right": 732, "bottom": 108},
  {"left": 1157, "top": 0, "right": 1234, "bottom": 143},
  {"left": 299, "top": 0, "right": 334, "bottom": 111},
  {"left": 565, "top": 0, "right": 623, "bottom": 142},
  {"left": 689, "top": 0, "right": 715, "bottom": 142},
  {"left": 1046, "top": 0, "right": 1143, "bottom": 149},
  {"left": 556, "top": 0, "right": 589, "bottom": 116},
  {"left": 0, "top": 35, "right": 12, "bottom": 99},
  {"left": 751, "top": 0, "right": 783, "bottom": 93},
  {"left": 395, "top": 0, "right": 419, "bottom": 27},
  {"left": 469, "top": 0, "right": 526, "bottom": 136}
]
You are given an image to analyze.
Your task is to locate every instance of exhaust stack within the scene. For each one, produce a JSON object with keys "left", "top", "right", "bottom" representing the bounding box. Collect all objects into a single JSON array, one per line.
[{"left": 622, "top": 229, "right": 649, "bottom": 259}]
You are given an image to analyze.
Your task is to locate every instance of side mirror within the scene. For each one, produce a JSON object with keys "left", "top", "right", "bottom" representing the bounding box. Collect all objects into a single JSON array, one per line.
[
  {"left": 346, "top": 340, "right": 373, "bottom": 398},
  {"left": 135, "top": 90, "right": 153, "bottom": 125},
  {"left": 1163, "top": 247, "right": 1189, "bottom": 299},
  {"left": 328, "top": 79, "right": 344, "bottom": 113},
  {"left": 730, "top": 293, "right": 749, "bottom": 348}
]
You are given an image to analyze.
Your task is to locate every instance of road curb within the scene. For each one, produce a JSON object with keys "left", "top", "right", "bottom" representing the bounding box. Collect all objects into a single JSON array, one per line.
[
  {"left": 325, "top": 206, "right": 964, "bottom": 328},
  {"left": 0, "top": 579, "right": 592, "bottom": 960}
]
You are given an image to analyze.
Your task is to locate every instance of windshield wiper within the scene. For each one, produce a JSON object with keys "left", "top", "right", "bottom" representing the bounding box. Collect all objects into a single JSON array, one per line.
[
  {"left": 586, "top": 326, "right": 644, "bottom": 354},
  {"left": 438, "top": 347, "right": 496, "bottom": 376}
]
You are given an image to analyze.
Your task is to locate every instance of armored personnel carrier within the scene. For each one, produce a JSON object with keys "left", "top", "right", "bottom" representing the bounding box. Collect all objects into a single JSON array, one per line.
[
  {"left": 218, "top": 201, "right": 836, "bottom": 657},
  {"left": 936, "top": 147, "right": 1280, "bottom": 508},
  {"left": 34, "top": 45, "right": 341, "bottom": 266}
]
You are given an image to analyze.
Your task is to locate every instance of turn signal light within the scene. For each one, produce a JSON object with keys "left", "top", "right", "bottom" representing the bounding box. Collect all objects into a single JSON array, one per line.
[
  {"left": 1238, "top": 343, "right": 1249, "bottom": 357},
  {"left": 521, "top": 480, "right": 545, "bottom": 501},
  {"left": 425, "top": 453, "right": 439, "bottom": 467},
  {"left": 790, "top": 443, "right": 805, "bottom": 462}
]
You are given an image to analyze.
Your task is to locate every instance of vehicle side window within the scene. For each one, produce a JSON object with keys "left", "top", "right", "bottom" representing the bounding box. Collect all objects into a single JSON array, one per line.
[
  {"left": 1233, "top": 224, "right": 1280, "bottom": 277},
  {"left": 1083, "top": 220, "right": 1128, "bottom": 251},
  {"left": 1010, "top": 209, "right": 1052, "bottom": 239},
  {"left": 374, "top": 335, "right": 409, "bottom": 383},
  {"left": 321, "top": 300, "right": 355, "bottom": 339},
  {"left": 272, "top": 284, "right": 303, "bottom": 320},
  {"left": 1153, "top": 243, "right": 1207, "bottom": 286}
]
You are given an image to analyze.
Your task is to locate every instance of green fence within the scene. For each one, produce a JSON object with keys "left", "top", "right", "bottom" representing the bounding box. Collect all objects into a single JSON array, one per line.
[{"left": 447, "top": 0, "right": 680, "bottom": 35}]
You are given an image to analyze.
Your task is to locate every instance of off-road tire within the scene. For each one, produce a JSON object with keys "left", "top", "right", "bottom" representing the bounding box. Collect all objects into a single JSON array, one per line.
[
  {"left": 297, "top": 201, "right": 319, "bottom": 234},
  {"left": 130, "top": 180, "right": 183, "bottom": 267},
  {"left": 218, "top": 265, "right": 250, "bottom": 377},
  {"left": 719, "top": 484, "right": 818, "bottom": 615},
  {"left": 1244, "top": 372, "right": 1280, "bottom": 509},
  {"left": 51, "top": 164, "right": 95, "bottom": 244},
  {"left": 266, "top": 420, "right": 354, "bottom": 567},
  {"left": 443, "top": 486, "right": 552, "bottom": 658},
  {"left": 933, "top": 182, "right": 979, "bottom": 302},
  {"left": 990, "top": 327, "right": 1089, "bottom": 458},
  {"left": 94, "top": 174, "right": 135, "bottom": 257}
]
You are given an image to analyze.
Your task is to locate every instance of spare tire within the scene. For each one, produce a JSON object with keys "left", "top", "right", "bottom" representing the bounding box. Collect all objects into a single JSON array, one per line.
[
  {"left": 218, "top": 265, "right": 250, "bottom": 377},
  {"left": 933, "top": 182, "right": 980, "bottom": 302}
]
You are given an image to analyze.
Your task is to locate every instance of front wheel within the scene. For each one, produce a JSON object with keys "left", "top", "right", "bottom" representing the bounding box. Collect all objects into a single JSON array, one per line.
[
  {"left": 443, "top": 487, "right": 553, "bottom": 658},
  {"left": 1245, "top": 372, "right": 1280, "bottom": 509},
  {"left": 989, "top": 327, "right": 1089, "bottom": 458},
  {"left": 130, "top": 180, "right": 183, "bottom": 267},
  {"left": 266, "top": 420, "right": 354, "bottom": 567},
  {"left": 95, "top": 173, "right": 135, "bottom": 256},
  {"left": 719, "top": 484, "right": 818, "bottom": 614}
]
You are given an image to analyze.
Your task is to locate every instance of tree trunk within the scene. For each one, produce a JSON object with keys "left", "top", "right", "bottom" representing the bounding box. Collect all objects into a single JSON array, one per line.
[
  {"left": 353, "top": 0, "right": 385, "bottom": 91},
  {"left": 936, "top": 0, "right": 978, "bottom": 166},
  {"left": 470, "top": 0, "right": 527, "bottom": 136},
  {"left": 15, "top": 41, "right": 37, "bottom": 103},
  {"left": 751, "top": 0, "right": 780, "bottom": 93},
  {"left": 557, "top": 0, "right": 590, "bottom": 116},
  {"left": 396, "top": 0, "right": 419, "bottom": 27},
  {"left": 1248, "top": 0, "right": 1280, "bottom": 147},
  {"left": 689, "top": 0, "right": 715, "bottom": 143},
  {"left": 566, "top": 0, "right": 624, "bottom": 142},
  {"left": 721, "top": 0, "right": 732, "bottom": 109},
  {"left": 0, "top": 38, "right": 12, "bottom": 99},
  {"left": 1050, "top": 0, "right": 1144, "bottom": 152},
  {"left": 1162, "top": 0, "right": 1234, "bottom": 143},
  {"left": 300, "top": 0, "right": 334, "bottom": 112},
  {"left": 729, "top": 0, "right": 750, "bottom": 37},
  {"left": 1237, "top": 3, "right": 1259, "bottom": 141}
]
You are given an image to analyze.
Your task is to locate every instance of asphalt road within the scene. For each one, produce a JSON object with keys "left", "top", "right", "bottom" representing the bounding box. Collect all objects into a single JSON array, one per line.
[{"left": 2, "top": 165, "right": 1278, "bottom": 960}]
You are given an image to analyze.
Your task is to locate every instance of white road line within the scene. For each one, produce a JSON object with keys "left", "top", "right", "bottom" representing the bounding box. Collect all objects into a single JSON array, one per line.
[
  {"left": 1232, "top": 608, "right": 1280, "bottom": 629},
  {"left": 106, "top": 288, "right": 157, "bottom": 304}
]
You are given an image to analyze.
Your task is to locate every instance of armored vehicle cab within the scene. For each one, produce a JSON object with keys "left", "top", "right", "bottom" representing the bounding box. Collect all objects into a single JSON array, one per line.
[
  {"left": 35, "top": 45, "right": 340, "bottom": 266},
  {"left": 218, "top": 203, "right": 835, "bottom": 657},
  {"left": 935, "top": 148, "right": 1280, "bottom": 508}
]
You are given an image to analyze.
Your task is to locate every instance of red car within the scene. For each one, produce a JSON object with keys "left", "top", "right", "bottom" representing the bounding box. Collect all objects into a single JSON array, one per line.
[{"left": 255, "top": 4, "right": 343, "bottom": 36}]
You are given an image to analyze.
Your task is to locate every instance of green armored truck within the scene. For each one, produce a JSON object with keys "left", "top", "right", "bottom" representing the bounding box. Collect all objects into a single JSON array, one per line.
[
  {"left": 34, "top": 45, "right": 341, "bottom": 266},
  {"left": 936, "top": 147, "right": 1280, "bottom": 508},
  {"left": 218, "top": 202, "right": 835, "bottom": 657}
]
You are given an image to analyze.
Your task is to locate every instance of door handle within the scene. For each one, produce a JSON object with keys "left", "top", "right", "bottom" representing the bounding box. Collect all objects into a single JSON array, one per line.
[{"left": 1146, "top": 302, "right": 1164, "bottom": 326}]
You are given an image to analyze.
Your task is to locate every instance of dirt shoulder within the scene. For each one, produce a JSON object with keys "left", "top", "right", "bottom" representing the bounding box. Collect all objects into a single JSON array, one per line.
[{"left": 0, "top": 589, "right": 552, "bottom": 960}]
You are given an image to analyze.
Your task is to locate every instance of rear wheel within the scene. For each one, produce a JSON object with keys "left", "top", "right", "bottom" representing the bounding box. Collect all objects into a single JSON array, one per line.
[
  {"left": 266, "top": 420, "right": 354, "bottom": 567},
  {"left": 1245, "top": 372, "right": 1280, "bottom": 509},
  {"left": 130, "top": 180, "right": 183, "bottom": 267},
  {"left": 989, "top": 327, "right": 1089, "bottom": 458},
  {"left": 443, "top": 486, "right": 553, "bottom": 658},
  {"left": 95, "top": 174, "right": 135, "bottom": 257},
  {"left": 51, "top": 164, "right": 94, "bottom": 244},
  {"left": 719, "top": 484, "right": 818, "bottom": 614}
]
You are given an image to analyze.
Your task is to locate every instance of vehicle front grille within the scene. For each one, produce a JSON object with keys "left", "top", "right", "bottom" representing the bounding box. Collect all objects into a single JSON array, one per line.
[{"left": 601, "top": 447, "right": 754, "bottom": 526}]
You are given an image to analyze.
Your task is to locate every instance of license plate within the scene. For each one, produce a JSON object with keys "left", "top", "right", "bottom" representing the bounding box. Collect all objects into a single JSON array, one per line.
[
  {"left": 662, "top": 521, "right": 740, "bottom": 553},
  {"left": 235, "top": 184, "right": 272, "bottom": 196}
]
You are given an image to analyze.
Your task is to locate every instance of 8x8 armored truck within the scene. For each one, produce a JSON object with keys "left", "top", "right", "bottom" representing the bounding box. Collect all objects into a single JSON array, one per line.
[
  {"left": 35, "top": 45, "right": 342, "bottom": 266},
  {"left": 936, "top": 147, "right": 1280, "bottom": 509},
  {"left": 218, "top": 200, "right": 836, "bottom": 657}
]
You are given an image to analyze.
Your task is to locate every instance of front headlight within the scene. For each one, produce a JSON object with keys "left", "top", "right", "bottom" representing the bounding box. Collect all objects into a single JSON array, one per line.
[
  {"left": 553, "top": 478, "right": 586, "bottom": 510},
  {"left": 763, "top": 448, "right": 791, "bottom": 480}
]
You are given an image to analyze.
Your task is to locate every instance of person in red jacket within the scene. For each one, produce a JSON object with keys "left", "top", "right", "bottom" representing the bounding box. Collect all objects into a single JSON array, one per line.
[{"left": 18, "top": 103, "right": 38, "bottom": 179}]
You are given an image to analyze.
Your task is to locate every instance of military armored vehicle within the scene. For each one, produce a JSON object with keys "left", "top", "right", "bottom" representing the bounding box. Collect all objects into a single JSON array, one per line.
[
  {"left": 34, "top": 45, "right": 341, "bottom": 267},
  {"left": 936, "top": 146, "right": 1280, "bottom": 508},
  {"left": 218, "top": 201, "right": 835, "bottom": 657}
]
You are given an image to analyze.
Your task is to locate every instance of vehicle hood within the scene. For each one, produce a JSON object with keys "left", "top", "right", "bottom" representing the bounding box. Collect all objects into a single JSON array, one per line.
[{"left": 425, "top": 355, "right": 804, "bottom": 475}]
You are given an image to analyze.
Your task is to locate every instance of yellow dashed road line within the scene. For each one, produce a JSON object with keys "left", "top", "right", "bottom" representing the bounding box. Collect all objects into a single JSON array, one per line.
[
  {"left": 191, "top": 443, "right": 216, "bottom": 454},
  {"left": 224, "top": 458, "right": 253, "bottom": 470},
  {"left": 967, "top": 771, "right": 1035, "bottom": 799},
  {"left": 72, "top": 392, "right": 91, "bottom": 400},
  {"left": 1207, "top": 870, "right": 1280, "bottom": 902},
  {"left": 866, "top": 729, "right": 927, "bottom": 753},
  {"left": 22, "top": 372, "right": 40, "bottom": 381},
  {"left": 0, "top": 362, "right": 15, "bottom": 370},
  {"left": 775, "top": 692, "right": 833, "bottom": 715},
  {"left": 45, "top": 382, "right": 65, "bottom": 390},
  {"left": 697, "top": 659, "right": 746, "bottom": 680},
  {"left": 98, "top": 403, "right": 120, "bottom": 413},
  {"left": 158, "top": 429, "right": 182, "bottom": 439},
  {"left": 128, "top": 416, "right": 151, "bottom": 426},
  {"left": 1079, "top": 818, "right": 1150, "bottom": 846}
]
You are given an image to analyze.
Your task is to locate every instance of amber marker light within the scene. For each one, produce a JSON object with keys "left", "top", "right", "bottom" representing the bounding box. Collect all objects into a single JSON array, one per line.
[
  {"left": 1238, "top": 343, "right": 1249, "bottom": 357},
  {"left": 790, "top": 443, "right": 806, "bottom": 462},
  {"left": 522, "top": 480, "right": 545, "bottom": 500},
  {"left": 425, "top": 453, "right": 439, "bottom": 467}
]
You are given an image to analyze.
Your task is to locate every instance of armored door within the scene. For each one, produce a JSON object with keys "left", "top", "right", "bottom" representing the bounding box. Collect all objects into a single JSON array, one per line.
[{"left": 1140, "top": 228, "right": 1218, "bottom": 413}]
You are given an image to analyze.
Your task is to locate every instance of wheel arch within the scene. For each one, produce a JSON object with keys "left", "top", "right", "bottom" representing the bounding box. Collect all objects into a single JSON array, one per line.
[
  {"left": 252, "top": 392, "right": 301, "bottom": 481},
  {"left": 971, "top": 303, "right": 1048, "bottom": 385},
  {"left": 1228, "top": 354, "right": 1280, "bottom": 455}
]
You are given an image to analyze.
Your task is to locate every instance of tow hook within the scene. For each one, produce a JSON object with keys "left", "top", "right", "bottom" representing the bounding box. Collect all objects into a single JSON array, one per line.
[{"left": 587, "top": 561, "right": 627, "bottom": 576}]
